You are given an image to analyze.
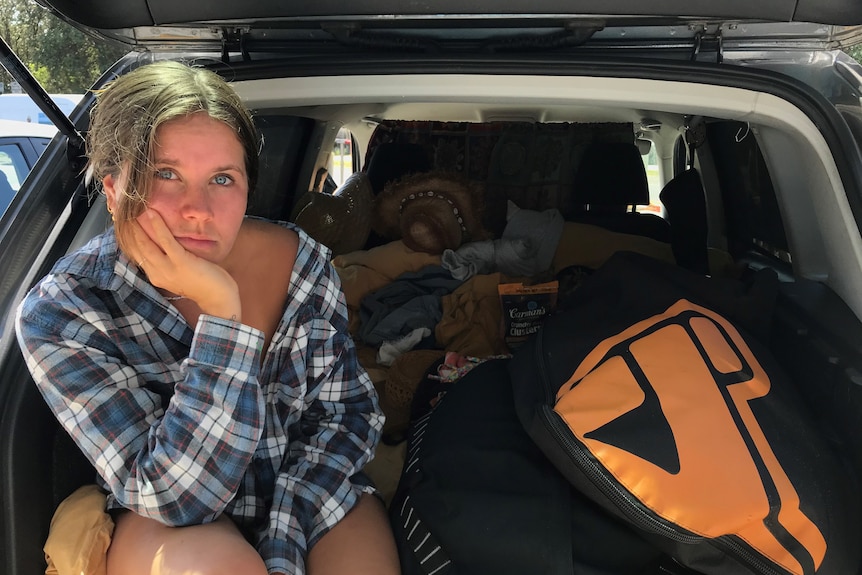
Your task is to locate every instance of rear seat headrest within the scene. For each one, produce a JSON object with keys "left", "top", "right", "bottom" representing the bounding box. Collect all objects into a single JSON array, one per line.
[
  {"left": 659, "top": 168, "right": 709, "bottom": 274},
  {"left": 573, "top": 142, "right": 650, "bottom": 208},
  {"left": 364, "top": 142, "right": 432, "bottom": 193}
]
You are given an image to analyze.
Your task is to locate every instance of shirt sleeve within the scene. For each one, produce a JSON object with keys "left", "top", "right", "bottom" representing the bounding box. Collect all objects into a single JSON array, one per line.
[
  {"left": 15, "top": 274, "right": 266, "bottom": 526},
  {"left": 257, "top": 262, "right": 384, "bottom": 575}
]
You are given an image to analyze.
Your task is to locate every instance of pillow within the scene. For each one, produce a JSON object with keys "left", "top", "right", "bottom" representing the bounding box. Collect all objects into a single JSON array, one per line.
[{"left": 44, "top": 484, "right": 114, "bottom": 575}]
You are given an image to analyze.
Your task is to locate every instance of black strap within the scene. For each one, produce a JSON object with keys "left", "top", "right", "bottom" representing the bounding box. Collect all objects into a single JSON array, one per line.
[{"left": 395, "top": 407, "right": 456, "bottom": 575}]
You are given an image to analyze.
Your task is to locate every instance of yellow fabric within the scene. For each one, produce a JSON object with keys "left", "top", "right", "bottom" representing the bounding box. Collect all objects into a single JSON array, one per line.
[
  {"left": 707, "top": 247, "right": 741, "bottom": 278},
  {"left": 364, "top": 441, "right": 408, "bottom": 507},
  {"left": 437, "top": 272, "right": 515, "bottom": 358},
  {"left": 333, "top": 240, "right": 442, "bottom": 335},
  {"left": 44, "top": 484, "right": 114, "bottom": 575},
  {"left": 332, "top": 240, "right": 442, "bottom": 308},
  {"left": 552, "top": 222, "right": 738, "bottom": 278},
  {"left": 552, "top": 222, "right": 676, "bottom": 273},
  {"left": 383, "top": 349, "right": 447, "bottom": 434}
]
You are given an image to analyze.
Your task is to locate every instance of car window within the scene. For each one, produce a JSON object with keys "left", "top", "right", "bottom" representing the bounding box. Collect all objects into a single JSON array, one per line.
[
  {"left": 0, "top": 143, "right": 28, "bottom": 216},
  {"left": 707, "top": 120, "right": 790, "bottom": 264},
  {"left": 637, "top": 139, "right": 665, "bottom": 217},
  {"left": 0, "top": 132, "right": 54, "bottom": 216},
  {"left": 328, "top": 127, "right": 356, "bottom": 188},
  {"left": 0, "top": 143, "right": 28, "bottom": 189}
]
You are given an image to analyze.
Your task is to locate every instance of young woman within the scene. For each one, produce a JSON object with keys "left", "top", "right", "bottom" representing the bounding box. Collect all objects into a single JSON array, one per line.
[{"left": 15, "top": 61, "right": 399, "bottom": 575}]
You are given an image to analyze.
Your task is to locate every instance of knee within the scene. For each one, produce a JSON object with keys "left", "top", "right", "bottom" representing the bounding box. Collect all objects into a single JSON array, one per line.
[
  {"left": 108, "top": 512, "right": 268, "bottom": 575},
  {"left": 151, "top": 529, "right": 268, "bottom": 575},
  {"left": 307, "top": 493, "right": 400, "bottom": 575}
]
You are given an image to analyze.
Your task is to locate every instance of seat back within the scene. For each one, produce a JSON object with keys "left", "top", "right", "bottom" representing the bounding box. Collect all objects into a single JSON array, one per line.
[
  {"left": 363, "top": 142, "right": 432, "bottom": 194},
  {"left": 361, "top": 142, "right": 433, "bottom": 249},
  {"left": 291, "top": 172, "right": 374, "bottom": 256},
  {"left": 659, "top": 168, "right": 709, "bottom": 274},
  {"left": 571, "top": 142, "right": 670, "bottom": 242},
  {"left": 2, "top": 363, "right": 97, "bottom": 575}
]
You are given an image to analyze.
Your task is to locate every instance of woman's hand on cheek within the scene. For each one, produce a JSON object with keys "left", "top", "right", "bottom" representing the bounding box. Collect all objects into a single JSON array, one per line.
[{"left": 130, "top": 210, "right": 242, "bottom": 322}]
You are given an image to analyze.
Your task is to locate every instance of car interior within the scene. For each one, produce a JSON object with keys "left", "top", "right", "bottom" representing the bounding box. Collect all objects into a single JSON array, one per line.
[{"left": 4, "top": 57, "right": 862, "bottom": 574}]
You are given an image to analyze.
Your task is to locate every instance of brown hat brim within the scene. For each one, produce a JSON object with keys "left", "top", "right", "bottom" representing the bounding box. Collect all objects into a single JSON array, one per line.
[{"left": 372, "top": 171, "right": 488, "bottom": 253}]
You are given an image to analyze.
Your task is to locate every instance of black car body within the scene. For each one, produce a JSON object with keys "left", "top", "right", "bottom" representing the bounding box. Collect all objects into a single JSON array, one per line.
[{"left": 4, "top": 1, "right": 862, "bottom": 574}]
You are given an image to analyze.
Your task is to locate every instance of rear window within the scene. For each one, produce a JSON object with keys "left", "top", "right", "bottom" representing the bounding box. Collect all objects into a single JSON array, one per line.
[{"left": 707, "top": 121, "right": 790, "bottom": 263}]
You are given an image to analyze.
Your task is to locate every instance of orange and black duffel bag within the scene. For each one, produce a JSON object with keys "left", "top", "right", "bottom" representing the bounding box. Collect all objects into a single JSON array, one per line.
[{"left": 509, "top": 251, "right": 861, "bottom": 575}]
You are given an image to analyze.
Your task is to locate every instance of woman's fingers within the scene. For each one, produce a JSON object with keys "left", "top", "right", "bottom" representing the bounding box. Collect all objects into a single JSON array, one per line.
[
  {"left": 142, "top": 209, "right": 185, "bottom": 261},
  {"left": 128, "top": 209, "right": 241, "bottom": 319},
  {"left": 129, "top": 211, "right": 189, "bottom": 291},
  {"left": 126, "top": 220, "right": 160, "bottom": 268}
]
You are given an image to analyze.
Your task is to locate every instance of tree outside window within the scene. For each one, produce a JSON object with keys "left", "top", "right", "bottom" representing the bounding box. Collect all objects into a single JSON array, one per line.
[{"left": 0, "top": 0, "right": 126, "bottom": 94}]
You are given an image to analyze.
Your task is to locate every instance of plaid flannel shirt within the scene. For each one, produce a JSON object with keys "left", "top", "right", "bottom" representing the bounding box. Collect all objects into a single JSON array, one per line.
[{"left": 16, "top": 220, "right": 383, "bottom": 575}]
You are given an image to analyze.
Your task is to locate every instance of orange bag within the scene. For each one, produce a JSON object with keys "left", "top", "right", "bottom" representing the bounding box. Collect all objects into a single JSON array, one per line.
[{"left": 510, "top": 252, "right": 860, "bottom": 575}]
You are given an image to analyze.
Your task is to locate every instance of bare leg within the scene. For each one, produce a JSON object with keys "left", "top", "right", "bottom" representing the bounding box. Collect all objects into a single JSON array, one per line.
[
  {"left": 307, "top": 493, "right": 400, "bottom": 575},
  {"left": 106, "top": 511, "right": 268, "bottom": 575}
]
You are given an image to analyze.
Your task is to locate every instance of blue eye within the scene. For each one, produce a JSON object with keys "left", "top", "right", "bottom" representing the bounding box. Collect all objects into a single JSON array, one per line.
[
  {"left": 155, "top": 169, "right": 176, "bottom": 180},
  {"left": 213, "top": 174, "right": 233, "bottom": 186}
]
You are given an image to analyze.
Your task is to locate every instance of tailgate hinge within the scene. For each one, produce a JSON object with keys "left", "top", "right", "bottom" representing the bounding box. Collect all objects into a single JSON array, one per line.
[
  {"left": 691, "top": 25, "right": 724, "bottom": 64},
  {"left": 221, "top": 27, "right": 251, "bottom": 63}
]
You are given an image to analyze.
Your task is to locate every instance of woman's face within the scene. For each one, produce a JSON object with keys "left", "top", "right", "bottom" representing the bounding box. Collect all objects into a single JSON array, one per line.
[{"left": 104, "top": 112, "right": 249, "bottom": 264}]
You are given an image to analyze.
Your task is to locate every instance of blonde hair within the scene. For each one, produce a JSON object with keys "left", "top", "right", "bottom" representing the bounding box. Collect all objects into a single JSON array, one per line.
[{"left": 86, "top": 60, "right": 259, "bottom": 252}]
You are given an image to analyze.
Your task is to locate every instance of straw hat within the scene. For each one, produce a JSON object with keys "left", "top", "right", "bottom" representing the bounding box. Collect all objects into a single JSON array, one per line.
[{"left": 372, "top": 171, "right": 489, "bottom": 254}]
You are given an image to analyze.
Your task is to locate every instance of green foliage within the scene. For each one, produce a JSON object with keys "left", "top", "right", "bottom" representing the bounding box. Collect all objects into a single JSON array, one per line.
[
  {"left": 848, "top": 44, "right": 862, "bottom": 64},
  {"left": 27, "top": 62, "right": 49, "bottom": 85},
  {"left": 0, "top": 0, "right": 126, "bottom": 93}
]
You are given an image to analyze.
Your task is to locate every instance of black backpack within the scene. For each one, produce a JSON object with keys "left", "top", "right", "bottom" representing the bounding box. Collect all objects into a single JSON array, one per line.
[
  {"left": 389, "top": 358, "right": 667, "bottom": 575},
  {"left": 508, "top": 251, "right": 861, "bottom": 575}
]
